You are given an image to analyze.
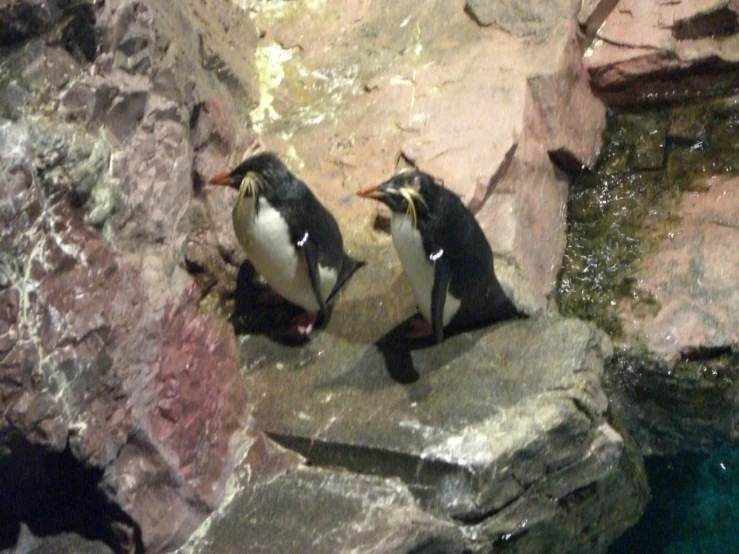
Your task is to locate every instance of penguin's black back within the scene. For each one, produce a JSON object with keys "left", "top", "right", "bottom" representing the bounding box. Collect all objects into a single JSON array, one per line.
[{"left": 416, "top": 181, "right": 517, "bottom": 331}]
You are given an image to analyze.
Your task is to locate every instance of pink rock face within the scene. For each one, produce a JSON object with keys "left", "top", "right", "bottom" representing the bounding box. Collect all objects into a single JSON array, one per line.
[
  {"left": 1, "top": 0, "right": 257, "bottom": 550},
  {"left": 149, "top": 291, "right": 246, "bottom": 503},
  {"left": 619, "top": 176, "right": 739, "bottom": 365},
  {"left": 585, "top": 0, "right": 739, "bottom": 105},
  {"left": 243, "top": 2, "right": 606, "bottom": 313},
  {"left": 0, "top": 121, "right": 248, "bottom": 552}
]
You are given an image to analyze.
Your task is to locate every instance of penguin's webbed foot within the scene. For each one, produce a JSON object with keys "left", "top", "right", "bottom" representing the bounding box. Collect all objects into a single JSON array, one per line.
[
  {"left": 288, "top": 311, "right": 318, "bottom": 338},
  {"left": 407, "top": 315, "right": 434, "bottom": 340}
]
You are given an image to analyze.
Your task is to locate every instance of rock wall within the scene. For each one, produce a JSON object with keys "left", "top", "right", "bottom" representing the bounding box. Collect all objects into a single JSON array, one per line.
[
  {"left": 0, "top": 0, "right": 679, "bottom": 552},
  {"left": 568, "top": 0, "right": 739, "bottom": 457},
  {"left": 0, "top": 0, "right": 259, "bottom": 551},
  {"left": 585, "top": 0, "right": 739, "bottom": 106}
]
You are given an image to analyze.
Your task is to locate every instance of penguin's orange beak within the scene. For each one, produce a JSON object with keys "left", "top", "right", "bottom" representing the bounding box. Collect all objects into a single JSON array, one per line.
[
  {"left": 356, "top": 184, "right": 385, "bottom": 200},
  {"left": 209, "top": 171, "right": 235, "bottom": 187}
]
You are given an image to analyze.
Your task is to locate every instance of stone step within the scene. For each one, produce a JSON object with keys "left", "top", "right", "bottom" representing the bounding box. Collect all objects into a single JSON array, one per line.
[
  {"left": 183, "top": 436, "right": 465, "bottom": 554},
  {"left": 210, "top": 300, "right": 648, "bottom": 552}
]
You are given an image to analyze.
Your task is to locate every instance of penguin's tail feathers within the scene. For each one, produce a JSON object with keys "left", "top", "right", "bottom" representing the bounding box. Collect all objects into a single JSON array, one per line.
[
  {"left": 326, "top": 253, "right": 366, "bottom": 305},
  {"left": 483, "top": 277, "right": 524, "bottom": 324}
]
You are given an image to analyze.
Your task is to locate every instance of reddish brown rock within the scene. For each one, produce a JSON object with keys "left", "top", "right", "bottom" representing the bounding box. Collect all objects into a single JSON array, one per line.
[
  {"left": 0, "top": 0, "right": 258, "bottom": 549},
  {"left": 1, "top": 116, "right": 249, "bottom": 552},
  {"left": 619, "top": 175, "right": 739, "bottom": 365},
  {"left": 148, "top": 291, "right": 246, "bottom": 506},
  {"left": 585, "top": 0, "right": 739, "bottom": 105}
]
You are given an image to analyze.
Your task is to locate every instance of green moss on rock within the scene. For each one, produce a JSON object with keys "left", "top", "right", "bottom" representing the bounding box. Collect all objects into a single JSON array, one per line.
[{"left": 557, "top": 99, "right": 739, "bottom": 339}]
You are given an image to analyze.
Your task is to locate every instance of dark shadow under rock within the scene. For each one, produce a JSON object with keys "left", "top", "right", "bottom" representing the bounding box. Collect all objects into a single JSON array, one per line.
[
  {"left": 0, "top": 433, "right": 142, "bottom": 554},
  {"left": 230, "top": 260, "right": 313, "bottom": 346},
  {"left": 671, "top": 5, "right": 739, "bottom": 41}
]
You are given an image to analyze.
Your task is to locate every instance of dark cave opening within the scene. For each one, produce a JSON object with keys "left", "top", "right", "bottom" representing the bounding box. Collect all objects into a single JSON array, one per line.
[{"left": 0, "top": 432, "right": 142, "bottom": 554}]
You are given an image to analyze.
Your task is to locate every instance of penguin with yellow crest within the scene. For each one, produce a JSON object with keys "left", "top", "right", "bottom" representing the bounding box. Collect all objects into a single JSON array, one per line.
[
  {"left": 358, "top": 168, "right": 517, "bottom": 342},
  {"left": 210, "top": 152, "right": 364, "bottom": 337}
]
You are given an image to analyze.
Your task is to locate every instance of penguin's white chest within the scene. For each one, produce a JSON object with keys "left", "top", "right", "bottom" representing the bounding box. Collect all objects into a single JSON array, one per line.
[
  {"left": 390, "top": 214, "right": 460, "bottom": 326},
  {"left": 233, "top": 197, "right": 337, "bottom": 312}
]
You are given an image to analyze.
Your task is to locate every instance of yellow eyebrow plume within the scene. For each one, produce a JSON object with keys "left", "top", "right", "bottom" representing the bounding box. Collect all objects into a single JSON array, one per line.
[
  {"left": 399, "top": 186, "right": 427, "bottom": 228},
  {"left": 240, "top": 172, "right": 265, "bottom": 210}
]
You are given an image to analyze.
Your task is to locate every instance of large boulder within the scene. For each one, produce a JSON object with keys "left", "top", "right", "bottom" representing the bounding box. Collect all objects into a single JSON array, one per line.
[{"left": 181, "top": 235, "right": 648, "bottom": 553}]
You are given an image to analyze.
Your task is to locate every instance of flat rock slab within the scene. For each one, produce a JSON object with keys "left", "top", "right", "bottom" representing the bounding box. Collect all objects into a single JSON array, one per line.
[
  {"left": 245, "top": 316, "right": 613, "bottom": 518},
  {"left": 227, "top": 246, "right": 647, "bottom": 552},
  {"left": 184, "top": 437, "right": 465, "bottom": 554},
  {"left": 585, "top": 0, "right": 739, "bottom": 105}
]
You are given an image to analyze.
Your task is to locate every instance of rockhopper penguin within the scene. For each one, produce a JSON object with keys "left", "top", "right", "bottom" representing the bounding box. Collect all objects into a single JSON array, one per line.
[
  {"left": 357, "top": 168, "right": 517, "bottom": 343},
  {"left": 209, "top": 152, "right": 364, "bottom": 336}
]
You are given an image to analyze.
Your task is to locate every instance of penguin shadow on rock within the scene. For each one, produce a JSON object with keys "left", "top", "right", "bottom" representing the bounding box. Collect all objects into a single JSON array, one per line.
[
  {"left": 229, "top": 260, "right": 310, "bottom": 345},
  {"left": 363, "top": 316, "right": 501, "bottom": 388},
  {"left": 228, "top": 259, "right": 363, "bottom": 346}
]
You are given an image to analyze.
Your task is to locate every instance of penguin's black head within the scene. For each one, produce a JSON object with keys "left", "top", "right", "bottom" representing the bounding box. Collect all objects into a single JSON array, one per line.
[
  {"left": 208, "top": 152, "right": 289, "bottom": 199},
  {"left": 357, "top": 169, "right": 441, "bottom": 227}
]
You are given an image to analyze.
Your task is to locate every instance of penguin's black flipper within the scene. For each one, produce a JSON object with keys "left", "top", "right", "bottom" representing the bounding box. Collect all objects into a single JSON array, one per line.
[
  {"left": 298, "top": 232, "right": 328, "bottom": 318},
  {"left": 326, "top": 254, "right": 366, "bottom": 305},
  {"left": 431, "top": 254, "right": 451, "bottom": 344}
]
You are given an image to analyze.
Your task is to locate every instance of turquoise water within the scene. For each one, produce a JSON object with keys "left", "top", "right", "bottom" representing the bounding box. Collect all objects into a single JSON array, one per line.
[{"left": 609, "top": 448, "right": 739, "bottom": 554}]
